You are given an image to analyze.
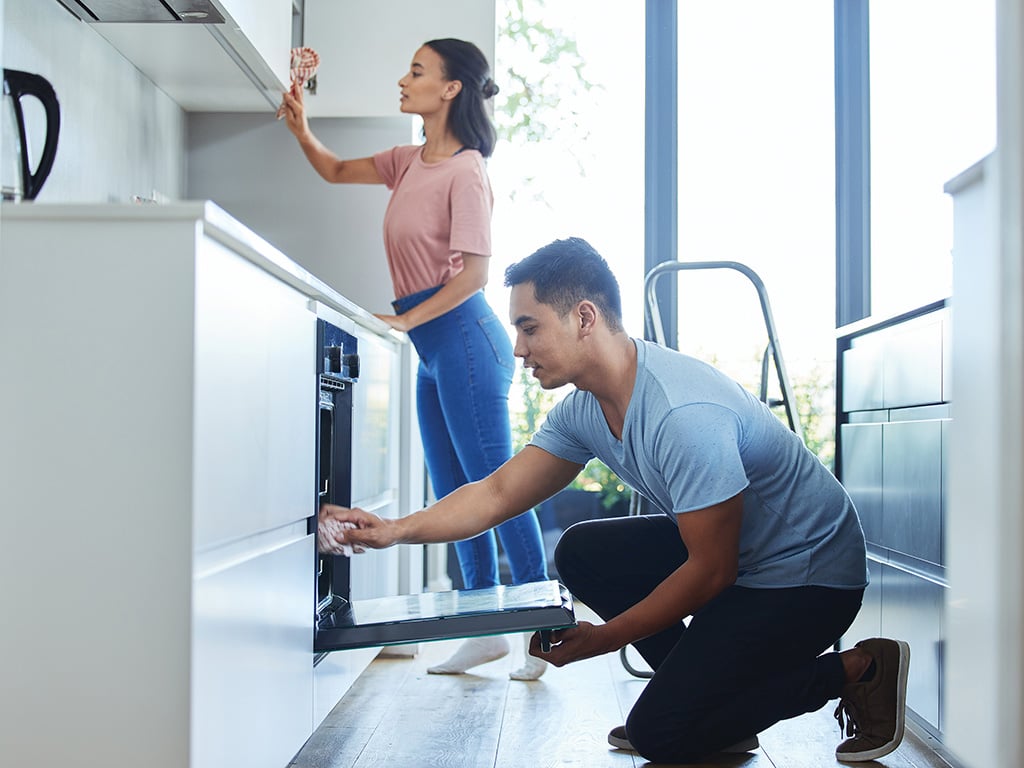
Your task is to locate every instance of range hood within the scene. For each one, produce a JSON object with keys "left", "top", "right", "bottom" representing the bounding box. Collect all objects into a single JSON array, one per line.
[
  {"left": 54, "top": 0, "right": 225, "bottom": 23},
  {"left": 53, "top": 0, "right": 291, "bottom": 112}
]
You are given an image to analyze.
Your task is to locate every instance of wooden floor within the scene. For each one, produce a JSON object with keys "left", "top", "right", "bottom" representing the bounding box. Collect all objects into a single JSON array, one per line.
[{"left": 291, "top": 607, "right": 958, "bottom": 768}]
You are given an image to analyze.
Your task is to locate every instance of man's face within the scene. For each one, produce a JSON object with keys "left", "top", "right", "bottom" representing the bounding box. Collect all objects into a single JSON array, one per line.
[{"left": 509, "top": 283, "right": 580, "bottom": 390}]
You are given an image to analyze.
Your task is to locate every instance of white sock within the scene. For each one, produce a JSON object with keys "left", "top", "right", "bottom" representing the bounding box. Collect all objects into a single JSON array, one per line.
[
  {"left": 427, "top": 636, "right": 510, "bottom": 675},
  {"left": 509, "top": 632, "right": 547, "bottom": 681}
]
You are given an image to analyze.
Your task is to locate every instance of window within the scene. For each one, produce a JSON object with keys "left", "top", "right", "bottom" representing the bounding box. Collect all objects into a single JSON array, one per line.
[{"left": 867, "top": 0, "right": 995, "bottom": 319}]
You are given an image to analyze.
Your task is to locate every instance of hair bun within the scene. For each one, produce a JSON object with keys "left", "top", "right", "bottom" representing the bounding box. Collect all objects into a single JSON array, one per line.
[{"left": 482, "top": 78, "right": 499, "bottom": 99}]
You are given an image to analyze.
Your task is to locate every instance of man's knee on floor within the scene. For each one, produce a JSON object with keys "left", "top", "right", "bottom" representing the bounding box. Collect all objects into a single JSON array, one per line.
[{"left": 625, "top": 704, "right": 710, "bottom": 764}]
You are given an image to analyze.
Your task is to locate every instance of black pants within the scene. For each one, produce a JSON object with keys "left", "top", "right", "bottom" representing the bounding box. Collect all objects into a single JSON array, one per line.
[{"left": 554, "top": 514, "right": 864, "bottom": 764}]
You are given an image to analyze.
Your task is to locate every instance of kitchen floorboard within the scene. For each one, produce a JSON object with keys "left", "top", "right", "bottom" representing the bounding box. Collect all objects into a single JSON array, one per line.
[{"left": 291, "top": 606, "right": 956, "bottom": 768}]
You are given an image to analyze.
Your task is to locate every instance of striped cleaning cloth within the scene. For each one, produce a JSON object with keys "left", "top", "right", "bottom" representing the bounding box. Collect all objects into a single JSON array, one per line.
[{"left": 276, "top": 46, "right": 321, "bottom": 119}]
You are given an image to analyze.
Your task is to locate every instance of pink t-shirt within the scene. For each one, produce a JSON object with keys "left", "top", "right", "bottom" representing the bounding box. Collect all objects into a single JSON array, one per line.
[{"left": 373, "top": 145, "right": 493, "bottom": 299}]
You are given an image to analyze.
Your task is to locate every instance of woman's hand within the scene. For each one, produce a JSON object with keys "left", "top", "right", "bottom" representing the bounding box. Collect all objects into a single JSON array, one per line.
[
  {"left": 527, "top": 621, "right": 617, "bottom": 667},
  {"left": 373, "top": 313, "right": 412, "bottom": 333},
  {"left": 280, "top": 81, "right": 311, "bottom": 140},
  {"left": 318, "top": 504, "right": 399, "bottom": 553}
]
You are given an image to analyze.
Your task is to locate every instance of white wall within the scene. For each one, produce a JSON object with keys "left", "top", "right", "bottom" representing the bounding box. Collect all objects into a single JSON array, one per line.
[
  {"left": 2, "top": 0, "right": 186, "bottom": 203},
  {"left": 186, "top": 112, "right": 409, "bottom": 314}
]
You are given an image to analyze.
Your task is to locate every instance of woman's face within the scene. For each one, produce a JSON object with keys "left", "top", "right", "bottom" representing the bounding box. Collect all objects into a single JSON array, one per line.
[{"left": 397, "top": 46, "right": 460, "bottom": 117}]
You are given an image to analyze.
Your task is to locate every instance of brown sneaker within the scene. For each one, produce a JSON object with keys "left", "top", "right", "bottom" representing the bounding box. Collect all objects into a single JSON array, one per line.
[{"left": 834, "top": 638, "right": 911, "bottom": 762}]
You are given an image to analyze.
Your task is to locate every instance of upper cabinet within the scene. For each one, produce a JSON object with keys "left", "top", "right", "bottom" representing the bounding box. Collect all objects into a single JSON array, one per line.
[
  {"left": 302, "top": 0, "right": 495, "bottom": 118},
  {"left": 54, "top": 0, "right": 293, "bottom": 111}
]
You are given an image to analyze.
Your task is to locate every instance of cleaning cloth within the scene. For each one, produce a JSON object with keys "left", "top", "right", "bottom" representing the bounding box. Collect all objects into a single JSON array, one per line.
[{"left": 276, "top": 46, "right": 321, "bottom": 119}]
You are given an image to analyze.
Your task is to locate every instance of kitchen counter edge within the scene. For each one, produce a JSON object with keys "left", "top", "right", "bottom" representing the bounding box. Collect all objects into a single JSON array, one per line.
[{"left": 0, "top": 200, "right": 402, "bottom": 343}]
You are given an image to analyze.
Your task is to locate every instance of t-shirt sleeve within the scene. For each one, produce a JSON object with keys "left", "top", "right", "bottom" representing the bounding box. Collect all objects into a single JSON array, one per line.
[
  {"left": 373, "top": 145, "right": 416, "bottom": 190},
  {"left": 656, "top": 403, "right": 750, "bottom": 513},
  {"left": 449, "top": 155, "right": 493, "bottom": 257},
  {"left": 528, "top": 396, "right": 595, "bottom": 466}
]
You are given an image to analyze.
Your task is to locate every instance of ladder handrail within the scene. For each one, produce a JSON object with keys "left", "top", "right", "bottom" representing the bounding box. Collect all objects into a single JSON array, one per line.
[{"left": 643, "top": 260, "right": 803, "bottom": 443}]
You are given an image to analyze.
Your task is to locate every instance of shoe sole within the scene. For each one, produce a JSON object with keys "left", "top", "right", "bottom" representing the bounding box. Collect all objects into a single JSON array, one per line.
[
  {"left": 836, "top": 639, "right": 911, "bottom": 763},
  {"left": 608, "top": 729, "right": 634, "bottom": 751},
  {"left": 607, "top": 732, "right": 758, "bottom": 754}
]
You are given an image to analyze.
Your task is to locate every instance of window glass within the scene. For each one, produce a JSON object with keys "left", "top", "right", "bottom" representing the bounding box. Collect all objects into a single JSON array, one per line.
[
  {"left": 677, "top": 1, "right": 837, "bottom": 464},
  {"left": 868, "top": 0, "right": 996, "bottom": 319}
]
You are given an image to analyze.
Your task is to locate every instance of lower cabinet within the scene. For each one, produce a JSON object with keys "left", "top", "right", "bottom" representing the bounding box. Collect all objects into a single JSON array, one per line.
[
  {"left": 880, "top": 566, "right": 945, "bottom": 731},
  {"left": 193, "top": 536, "right": 314, "bottom": 768},
  {"left": 837, "top": 301, "right": 950, "bottom": 736},
  {"left": 0, "top": 204, "right": 401, "bottom": 767}
]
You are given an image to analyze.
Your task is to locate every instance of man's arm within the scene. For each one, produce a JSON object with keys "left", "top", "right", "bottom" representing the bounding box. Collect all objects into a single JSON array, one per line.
[
  {"left": 537, "top": 492, "right": 744, "bottom": 665},
  {"left": 321, "top": 446, "right": 584, "bottom": 551}
]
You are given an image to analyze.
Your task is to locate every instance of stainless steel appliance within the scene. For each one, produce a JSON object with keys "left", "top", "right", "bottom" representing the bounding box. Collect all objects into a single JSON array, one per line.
[
  {"left": 312, "top": 318, "right": 575, "bottom": 658},
  {"left": 2, "top": 69, "right": 60, "bottom": 202}
]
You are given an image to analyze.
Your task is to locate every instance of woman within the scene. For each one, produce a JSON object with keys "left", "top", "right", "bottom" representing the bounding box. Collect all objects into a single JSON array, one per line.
[{"left": 281, "top": 38, "right": 548, "bottom": 680}]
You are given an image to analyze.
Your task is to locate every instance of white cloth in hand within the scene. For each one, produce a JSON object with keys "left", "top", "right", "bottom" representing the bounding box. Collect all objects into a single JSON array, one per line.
[{"left": 318, "top": 517, "right": 356, "bottom": 556}]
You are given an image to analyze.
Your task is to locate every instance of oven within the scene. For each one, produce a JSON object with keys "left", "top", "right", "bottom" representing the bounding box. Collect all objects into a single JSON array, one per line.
[{"left": 312, "top": 318, "right": 575, "bottom": 660}]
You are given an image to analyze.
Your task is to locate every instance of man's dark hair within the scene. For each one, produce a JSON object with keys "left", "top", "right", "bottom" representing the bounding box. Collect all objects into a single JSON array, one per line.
[{"left": 504, "top": 237, "right": 624, "bottom": 332}]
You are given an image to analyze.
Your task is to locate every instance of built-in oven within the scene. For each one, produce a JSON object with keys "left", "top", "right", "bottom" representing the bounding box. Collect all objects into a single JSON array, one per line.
[{"left": 311, "top": 318, "right": 575, "bottom": 659}]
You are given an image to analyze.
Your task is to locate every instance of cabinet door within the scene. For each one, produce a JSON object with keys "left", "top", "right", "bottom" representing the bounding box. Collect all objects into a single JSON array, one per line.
[
  {"left": 192, "top": 535, "right": 314, "bottom": 768},
  {"left": 193, "top": 238, "right": 316, "bottom": 549},
  {"left": 839, "top": 422, "right": 883, "bottom": 545},
  {"left": 882, "top": 420, "right": 943, "bottom": 564},
  {"left": 216, "top": 0, "right": 293, "bottom": 88},
  {"left": 303, "top": 0, "right": 496, "bottom": 117},
  {"left": 880, "top": 564, "right": 944, "bottom": 731}
]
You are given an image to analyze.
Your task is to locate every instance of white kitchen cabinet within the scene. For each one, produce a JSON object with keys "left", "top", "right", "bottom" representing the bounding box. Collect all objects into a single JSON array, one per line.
[
  {"left": 0, "top": 201, "right": 407, "bottom": 767},
  {"left": 56, "top": 0, "right": 293, "bottom": 111},
  {"left": 303, "top": 0, "right": 496, "bottom": 117}
]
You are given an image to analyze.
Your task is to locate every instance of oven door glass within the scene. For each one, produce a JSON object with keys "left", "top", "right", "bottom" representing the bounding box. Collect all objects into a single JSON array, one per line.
[{"left": 314, "top": 579, "right": 576, "bottom": 653}]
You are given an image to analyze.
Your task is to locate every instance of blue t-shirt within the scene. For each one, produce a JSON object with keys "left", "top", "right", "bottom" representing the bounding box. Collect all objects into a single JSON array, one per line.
[{"left": 530, "top": 339, "right": 868, "bottom": 590}]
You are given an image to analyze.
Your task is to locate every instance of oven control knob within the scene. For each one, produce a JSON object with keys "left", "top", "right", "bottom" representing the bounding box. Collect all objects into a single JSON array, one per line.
[
  {"left": 342, "top": 354, "right": 359, "bottom": 379},
  {"left": 325, "top": 346, "right": 343, "bottom": 373}
]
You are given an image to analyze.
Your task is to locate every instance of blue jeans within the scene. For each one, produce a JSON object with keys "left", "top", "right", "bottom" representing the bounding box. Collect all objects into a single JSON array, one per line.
[{"left": 393, "top": 286, "right": 548, "bottom": 589}]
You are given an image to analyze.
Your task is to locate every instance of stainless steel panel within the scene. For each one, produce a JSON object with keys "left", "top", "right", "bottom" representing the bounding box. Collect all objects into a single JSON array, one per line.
[
  {"left": 60, "top": 0, "right": 225, "bottom": 23},
  {"left": 882, "top": 420, "right": 943, "bottom": 563},
  {"left": 941, "top": 420, "right": 950, "bottom": 566},
  {"left": 840, "top": 422, "right": 883, "bottom": 544},
  {"left": 351, "top": 331, "right": 398, "bottom": 505},
  {"left": 843, "top": 559, "right": 882, "bottom": 648},
  {"left": 880, "top": 564, "right": 944, "bottom": 730},
  {"left": 882, "top": 317, "right": 944, "bottom": 408},
  {"left": 942, "top": 312, "right": 952, "bottom": 402},
  {"left": 842, "top": 336, "right": 885, "bottom": 411}
]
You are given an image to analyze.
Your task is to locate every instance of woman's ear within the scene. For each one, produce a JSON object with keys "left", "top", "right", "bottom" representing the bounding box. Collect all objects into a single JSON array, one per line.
[{"left": 443, "top": 80, "right": 463, "bottom": 101}]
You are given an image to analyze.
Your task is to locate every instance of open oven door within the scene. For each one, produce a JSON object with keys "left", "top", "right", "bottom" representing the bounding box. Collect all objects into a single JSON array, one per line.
[
  {"left": 314, "top": 316, "right": 576, "bottom": 656},
  {"left": 314, "top": 579, "right": 576, "bottom": 654}
]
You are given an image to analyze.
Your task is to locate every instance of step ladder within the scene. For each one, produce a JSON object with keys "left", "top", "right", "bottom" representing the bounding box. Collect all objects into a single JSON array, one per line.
[{"left": 619, "top": 259, "right": 802, "bottom": 679}]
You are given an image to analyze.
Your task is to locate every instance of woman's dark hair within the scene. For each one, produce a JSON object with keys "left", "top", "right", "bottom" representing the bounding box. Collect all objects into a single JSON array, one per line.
[
  {"left": 504, "top": 237, "right": 624, "bottom": 332},
  {"left": 425, "top": 38, "right": 499, "bottom": 158}
]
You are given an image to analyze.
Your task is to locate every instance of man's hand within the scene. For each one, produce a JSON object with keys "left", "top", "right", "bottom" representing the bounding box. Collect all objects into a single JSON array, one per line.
[
  {"left": 527, "top": 621, "right": 616, "bottom": 667},
  {"left": 318, "top": 504, "right": 398, "bottom": 553}
]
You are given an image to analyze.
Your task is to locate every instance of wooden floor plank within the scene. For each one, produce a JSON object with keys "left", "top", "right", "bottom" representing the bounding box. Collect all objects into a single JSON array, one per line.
[
  {"left": 294, "top": 608, "right": 955, "bottom": 768},
  {"left": 494, "top": 652, "right": 639, "bottom": 768}
]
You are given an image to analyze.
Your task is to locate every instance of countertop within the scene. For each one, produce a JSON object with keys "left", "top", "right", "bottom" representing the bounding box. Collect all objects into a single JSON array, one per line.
[{"left": 0, "top": 200, "right": 401, "bottom": 342}]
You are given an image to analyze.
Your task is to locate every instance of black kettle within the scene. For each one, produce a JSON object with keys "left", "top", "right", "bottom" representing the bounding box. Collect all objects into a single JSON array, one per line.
[{"left": 2, "top": 68, "right": 61, "bottom": 202}]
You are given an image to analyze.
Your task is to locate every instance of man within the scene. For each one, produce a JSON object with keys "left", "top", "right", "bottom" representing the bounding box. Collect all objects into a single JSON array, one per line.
[{"left": 319, "top": 237, "right": 910, "bottom": 764}]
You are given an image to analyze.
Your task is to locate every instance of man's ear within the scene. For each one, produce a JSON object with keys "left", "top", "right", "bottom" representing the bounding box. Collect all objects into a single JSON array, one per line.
[{"left": 577, "top": 300, "right": 598, "bottom": 333}]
